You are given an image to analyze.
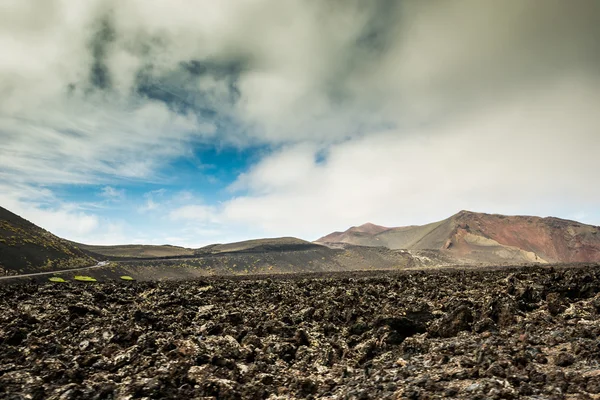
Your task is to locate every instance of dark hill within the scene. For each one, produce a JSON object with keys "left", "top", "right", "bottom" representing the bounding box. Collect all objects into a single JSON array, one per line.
[
  {"left": 73, "top": 243, "right": 194, "bottom": 259},
  {"left": 0, "top": 206, "right": 96, "bottom": 275},
  {"left": 195, "top": 237, "right": 321, "bottom": 255},
  {"left": 72, "top": 238, "right": 321, "bottom": 260}
]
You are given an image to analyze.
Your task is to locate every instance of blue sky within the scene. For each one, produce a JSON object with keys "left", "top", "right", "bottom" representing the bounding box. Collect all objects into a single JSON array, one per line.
[{"left": 1, "top": 1, "right": 599, "bottom": 247}]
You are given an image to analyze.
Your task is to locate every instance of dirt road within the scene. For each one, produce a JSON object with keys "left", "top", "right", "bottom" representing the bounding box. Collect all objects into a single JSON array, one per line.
[{"left": 0, "top": 261, "right": 108, "bottom": 280}]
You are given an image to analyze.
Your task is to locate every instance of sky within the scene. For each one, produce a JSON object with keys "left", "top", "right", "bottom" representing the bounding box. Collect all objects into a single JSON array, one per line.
[{"left": 1, "top": 0, "right": 599, "bottom": 247}]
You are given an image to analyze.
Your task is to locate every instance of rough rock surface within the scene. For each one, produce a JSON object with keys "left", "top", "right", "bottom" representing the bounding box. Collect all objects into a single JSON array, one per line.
[{"left": 2, "top": 266, "right": 600, "bottom": 399}]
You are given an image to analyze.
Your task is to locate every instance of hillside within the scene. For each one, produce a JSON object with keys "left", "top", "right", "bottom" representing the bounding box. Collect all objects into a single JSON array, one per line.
[
  {"left": 316, "top": 211, "right": 600, "bottom": 264},
  {"left": 5, "top": 204, "right": 599, "bottom": 280},
  {"left": 1, "top": 242, "right": 430, "bottom": 283},
  {"left": 317, "top": 223, "right": 391, "bottom": 244},
  {"left": 0, "top": 206, "right": 96, "bottom": 274},
  {"left": 111, "top": 244, "right": 422, "bottom": 280},
  {"left": 0, "top": 205, "right": 434, "bottom": 281},
  {"left": 74, "top": 243, "right": 194, "bottom": 259},
  {"left": 75, "top": 238, "right": 319, "bottom": 260},
  {"left": 196, "top": 237, "right": 321, "bottom": 255}
]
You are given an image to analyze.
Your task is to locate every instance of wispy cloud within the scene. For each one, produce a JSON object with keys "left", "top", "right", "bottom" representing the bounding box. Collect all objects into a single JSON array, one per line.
[
  {"left": 99, "top": 186, "right": 125, "bottom": 201},
  {"left": 169, "top": 204, "right": 218, "bottom": 224},
  {"left": 0, "top": 182, "right": 101, "bottom": 240},
  {"left": 137, "top": 189, "right": 166, "bottom": 213}
]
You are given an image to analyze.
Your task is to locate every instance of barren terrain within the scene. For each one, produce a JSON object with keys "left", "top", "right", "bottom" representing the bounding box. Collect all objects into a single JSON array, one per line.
[
  {"left": 3, "top": 265, "right": 600, "bottom": 399},
  {"left": 3, "top": 206, "right": 599, "bottom": 277},
  {"left": 317, "top": 211, "right": 600, "bottom": 265},
  {"left": 73, "top": 243, "right": 195, "bottom": 259}
]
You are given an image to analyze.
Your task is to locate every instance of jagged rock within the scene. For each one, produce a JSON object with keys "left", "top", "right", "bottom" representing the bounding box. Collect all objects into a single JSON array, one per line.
[
  {"left": 2, "top": 266, "right": 600, "bottom": 398},
  {"left": 554, "top": 351, "right": 575, "bottom": 367},
  {"left": 546, "top": 292, "right": 567, "bottom": 316},
  {"left": 429, "top": 303, "right": 473, "bottom": 337}
]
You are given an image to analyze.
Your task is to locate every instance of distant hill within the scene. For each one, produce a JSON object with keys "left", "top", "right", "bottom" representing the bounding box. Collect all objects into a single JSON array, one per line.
[
  {"left": 317, "top": 223, "right": 390, "bottom": 244},
  {"left": 6, "top": 203, "right": 599, "bottom": 282},
  {"left": 74, "top": 243, "right": 195, "bottom": 259},
  {"left": 110, "top": 244, "right": 423, "bottom": 280},
  {"left": 0, "top": 204, "right": 430, "bottom": 282},
  {"left": 196, "top": 237, "right": 321, "bottom": 255},
  {"left": 0, "top": 206, "right": 96, "bottom": 274},
  {"left": 74, "top": 237, "right": 320, "bottom": 260},
  {"left": 316, "top": 211, "right": 600, "bottom": 264}
]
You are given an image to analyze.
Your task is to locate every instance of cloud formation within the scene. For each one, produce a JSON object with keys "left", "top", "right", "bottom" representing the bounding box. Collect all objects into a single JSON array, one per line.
[
  {"left": 224, "top": 77, "right": 600, "bottom": 239},
  {"left": 1, "top": 1, "right": 599, "bottom": 244},
  {"left": 100, "top": 186, "right": 125, "bottom": 200}
]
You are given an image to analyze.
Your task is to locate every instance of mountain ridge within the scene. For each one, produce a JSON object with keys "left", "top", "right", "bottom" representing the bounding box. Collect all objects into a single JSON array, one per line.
[
  {"left": 0, "top": 207, "right": 425, "bottom": 277},
  {"left": 3, "top": 205, "right": 599, "bottom": 277},
  {"left": 316, "top": 210, "right": 600, "bottom": 264}
]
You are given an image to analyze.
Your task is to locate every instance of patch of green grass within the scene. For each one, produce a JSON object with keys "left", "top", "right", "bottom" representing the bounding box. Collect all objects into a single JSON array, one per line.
[
  {"left": 74, "top": 275, "right": 97, "bottom": 282},
  {"left": 120, "top": 275, "right": 134, "bottom": 281},
  {"left": 48, "top": 277, "right": 66, "bottom": 283}
]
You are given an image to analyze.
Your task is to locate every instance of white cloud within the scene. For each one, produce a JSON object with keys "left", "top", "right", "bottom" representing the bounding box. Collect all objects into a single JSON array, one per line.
[
  {"left": 2, "top": 1, "right": 598, "bottom": 164},
  {"left": 0, "top": 182, "right": 101, "bottom": 240},
  {"left": 229, "top": 144, "right": 318, "bottom": 194},
  {"left": 137, "top": 189, "right": 167, "bottom": 213},
  {"left": 100, "top": 186, "right": 125, "bottom": 200},
  {"left": 221, "top": 77, "right": 600, "bottom": 239}
]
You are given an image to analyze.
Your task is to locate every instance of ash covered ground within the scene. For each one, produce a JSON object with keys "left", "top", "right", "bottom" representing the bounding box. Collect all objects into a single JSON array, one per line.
[{"left": 2, "top": 266, "right": 600, "bottom": 399}]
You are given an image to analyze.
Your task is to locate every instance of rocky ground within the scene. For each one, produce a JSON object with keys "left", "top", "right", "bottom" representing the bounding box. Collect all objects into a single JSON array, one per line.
[{"left": 2, "top": 266, "right": 600, "bottom": 399}]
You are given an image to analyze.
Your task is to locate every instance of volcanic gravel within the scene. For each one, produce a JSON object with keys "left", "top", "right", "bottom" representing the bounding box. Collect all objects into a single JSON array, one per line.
[{"left": 2, "top": 266, "right": 600, "bottom": 399}]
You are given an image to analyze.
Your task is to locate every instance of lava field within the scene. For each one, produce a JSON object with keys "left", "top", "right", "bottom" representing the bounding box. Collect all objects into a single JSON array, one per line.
[{"left": 2, "top": 266, "right": 600, "bottom": 399}]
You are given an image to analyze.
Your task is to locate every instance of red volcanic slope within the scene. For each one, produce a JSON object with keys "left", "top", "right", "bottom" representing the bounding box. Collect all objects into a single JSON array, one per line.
[
  {"left": 317, "top": 211, "right": 600, "bottom": 264},
  {"left": 450, "top": 211, "right": 600, "bottom": 263}
]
